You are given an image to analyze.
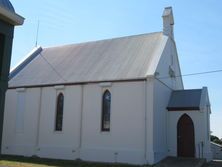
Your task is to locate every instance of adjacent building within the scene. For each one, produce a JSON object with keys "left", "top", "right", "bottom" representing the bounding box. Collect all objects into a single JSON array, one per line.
[{"left": 0, "top": 0, "right": 24, "bottom": 151}]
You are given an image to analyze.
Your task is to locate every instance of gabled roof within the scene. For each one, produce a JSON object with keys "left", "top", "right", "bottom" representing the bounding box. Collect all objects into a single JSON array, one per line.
[
  {"left": 167, "top": 87, "right": 209, "bottom": 111},
  {"left": 9, "top": 32, "right": 168, "bottom": 88}
]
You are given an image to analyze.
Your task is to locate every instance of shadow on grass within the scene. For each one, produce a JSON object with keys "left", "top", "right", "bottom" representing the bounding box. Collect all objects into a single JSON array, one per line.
[{"left": 0, "top": 155, "right": 142, "bottom": 167}]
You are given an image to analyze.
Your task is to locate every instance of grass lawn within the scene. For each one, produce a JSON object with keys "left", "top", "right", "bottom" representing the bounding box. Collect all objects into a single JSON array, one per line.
[{"left": 0, "top": 155, "right": 148, "bottom": 167}]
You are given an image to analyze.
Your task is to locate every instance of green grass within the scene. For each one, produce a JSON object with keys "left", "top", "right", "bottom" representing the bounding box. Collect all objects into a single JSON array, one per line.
[{"left": 0, "top": 155, "right": 148, "bottom": 167}]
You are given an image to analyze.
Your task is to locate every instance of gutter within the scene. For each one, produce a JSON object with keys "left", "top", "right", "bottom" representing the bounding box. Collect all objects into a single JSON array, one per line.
[{"left": 8, "top": 78, "right": 147, "bottom": 89}]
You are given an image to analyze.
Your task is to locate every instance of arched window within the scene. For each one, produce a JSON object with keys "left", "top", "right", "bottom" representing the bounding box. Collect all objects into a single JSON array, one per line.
[
  {"left": 101, "top": 90, "right": 111, "bottom": 131},
  {"left": 55, "top": 93, "right": 64, "bottom": 131}
]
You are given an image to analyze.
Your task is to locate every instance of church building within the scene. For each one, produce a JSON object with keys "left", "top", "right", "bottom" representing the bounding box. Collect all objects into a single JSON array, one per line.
[{"left": 1, "top": 7, "right": 212, "bottom": 165}]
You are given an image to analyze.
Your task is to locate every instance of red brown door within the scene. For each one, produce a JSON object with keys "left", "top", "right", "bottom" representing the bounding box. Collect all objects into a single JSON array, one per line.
[{"left": 177, "top": 114, "right": 195, "bottom": 157}]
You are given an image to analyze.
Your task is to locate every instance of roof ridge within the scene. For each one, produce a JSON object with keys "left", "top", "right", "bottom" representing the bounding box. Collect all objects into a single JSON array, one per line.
[{"left": 43, "top": 31, "right": 162, "bottom": 50}]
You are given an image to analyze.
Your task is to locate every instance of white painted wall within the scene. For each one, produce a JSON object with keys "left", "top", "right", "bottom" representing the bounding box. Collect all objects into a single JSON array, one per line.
[
  {"left": 2, "top": 81, "right": 148, "bottom": 165},
  {"left": 2, "top": 86, "right": 82, "bottom": 160},
  {"left": 170, "top": 39, "right": 184, "bottom": 89},
  {"left": 167, "top": 110, "right": 212, "bottom": 161},
  {"left": 152, "top": 79, "right": 172, "bottom": 163},
  {"left": 149, "top": 36, "right": 183, "bottom": 164},
  {"left": 154, "top": 37, "right": 183, "bottom": 90},
  {"left": 81, "top": 82, "right": 146, "bottom": 164},
  {"left": 2, "top": 88, "right": 41, "bottom": 156},
  {"left": 145, "top": 78, "right": 154, "bottom": 164},
  {"left": 36, "top": 86, "right": 82, "bottom": 160}
]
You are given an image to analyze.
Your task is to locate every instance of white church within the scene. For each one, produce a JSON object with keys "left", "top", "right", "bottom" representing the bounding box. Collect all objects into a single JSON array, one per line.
[{"left": 2, "top": 7, "right": 212, "bottom": 165}]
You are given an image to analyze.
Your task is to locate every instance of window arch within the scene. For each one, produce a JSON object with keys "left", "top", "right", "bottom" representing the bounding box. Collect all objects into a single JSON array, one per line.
[
  {"left": 101, "top": 90, "right": 111, "bottom": 131},
  {"left": 55, "top": 93, "right": 64, "bottom": 131}
]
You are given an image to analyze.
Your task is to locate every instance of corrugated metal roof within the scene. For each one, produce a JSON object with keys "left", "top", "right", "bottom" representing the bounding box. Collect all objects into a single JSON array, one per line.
[
  {"left": 167, "top": 89, "right": 202, "bottom": 111},
  {"left": 9, "top": 32, "right": 167, "bottom": 87},
  {"left": 0, "top": 0, "right": 14, "bottom": 12},
  {"left": 9, "top": 47, "right": 43, "bottom": 79}
]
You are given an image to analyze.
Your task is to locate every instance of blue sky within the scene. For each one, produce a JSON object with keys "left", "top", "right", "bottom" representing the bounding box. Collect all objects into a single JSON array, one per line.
[{"left": 10, "top": 0, "right": 222, "bottom": 138}]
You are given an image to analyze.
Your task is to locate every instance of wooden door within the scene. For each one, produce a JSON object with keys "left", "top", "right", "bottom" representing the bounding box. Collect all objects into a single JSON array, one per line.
[{"left": 177, "top": 114, "right": 195, "bottom": 157}]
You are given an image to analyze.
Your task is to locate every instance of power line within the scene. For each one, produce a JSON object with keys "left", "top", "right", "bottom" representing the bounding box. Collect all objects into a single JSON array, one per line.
[{"left": 157, "top": 69, "right": 222, "bottom": 79}]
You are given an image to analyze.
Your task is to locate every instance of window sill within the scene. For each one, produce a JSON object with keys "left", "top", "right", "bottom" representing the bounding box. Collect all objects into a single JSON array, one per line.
[
  {"left": 100, "top": 131, "right": 111, "bottom": 135},
  {"left": 53, "top": 130, "right": 64, "bottom": 134}
]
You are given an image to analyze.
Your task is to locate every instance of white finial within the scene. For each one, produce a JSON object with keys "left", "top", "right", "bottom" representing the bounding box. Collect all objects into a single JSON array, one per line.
[{"left": 162, "top": 7, "right": 174, "bottom": 39}]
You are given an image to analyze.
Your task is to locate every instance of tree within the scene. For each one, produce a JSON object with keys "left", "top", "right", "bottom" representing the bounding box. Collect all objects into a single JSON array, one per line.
[{"left": 211, "top": 135, "right": 222, "bottom": 145}]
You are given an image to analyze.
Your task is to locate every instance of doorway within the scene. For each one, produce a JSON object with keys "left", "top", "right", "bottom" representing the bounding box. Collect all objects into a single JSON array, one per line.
[{"left": 177, "top": 114, "right": 195, "bottom": 157}]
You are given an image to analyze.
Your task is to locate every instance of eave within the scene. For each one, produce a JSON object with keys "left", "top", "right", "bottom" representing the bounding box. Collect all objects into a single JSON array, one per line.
[
  {"left": 0, "top": 6, "right": 24, "bottom": 25},
  {"left": 167, "top": 106, "right": 200, "bottom": 111}
]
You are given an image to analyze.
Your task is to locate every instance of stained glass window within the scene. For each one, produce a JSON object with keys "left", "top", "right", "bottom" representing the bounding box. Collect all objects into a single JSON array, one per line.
[
  {"left": 55, "top": 93, "right": 64, "bottom": 131},
  {"left": 101, "top": 90, "right": 111, "bottom": 131}
]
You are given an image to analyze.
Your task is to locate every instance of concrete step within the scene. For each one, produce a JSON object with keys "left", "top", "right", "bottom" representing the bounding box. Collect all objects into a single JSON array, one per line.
[{"left": 154, "top": 156, "right": 206, "bottom": 167}]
